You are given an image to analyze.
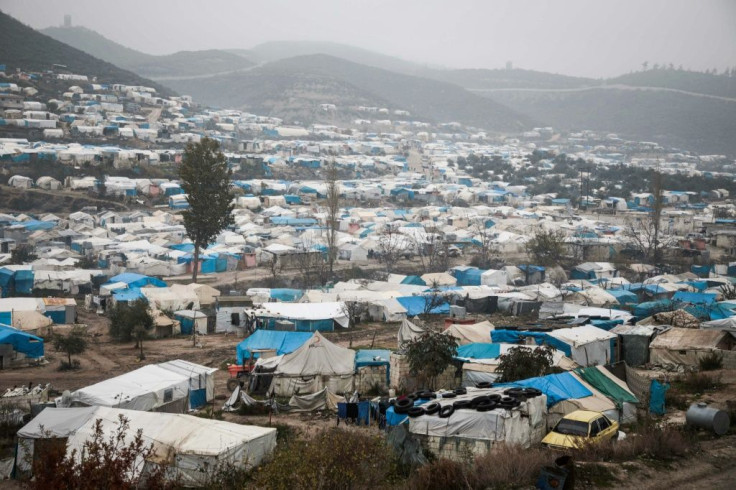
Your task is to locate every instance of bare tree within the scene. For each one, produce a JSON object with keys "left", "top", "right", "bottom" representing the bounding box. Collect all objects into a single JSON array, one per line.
[
  {"left": 417, "top": 232, "right": 449, "bottom": 273},
  {"left": 324, "top": 160, "right": 340, "bottom": 277},
  {"left": 341, "top": 300, "right": 368, "bottom": 328},
  {"left": 293, "top": 238, "right": 327, "bottom": 288},
  {"left": 376, "top": 224, "right": 409, "bottom": 274},
  {"left": 421, "top": 280, "right": 452, "bottom": 318},
  {"left": 623, "top": 171, "right": 667, "bottom": 264},
  {"left": 470, "top": 221, "right": 496, "bottom": 269}
]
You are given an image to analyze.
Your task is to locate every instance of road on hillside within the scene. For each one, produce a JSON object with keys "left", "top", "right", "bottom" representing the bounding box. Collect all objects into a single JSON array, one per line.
[{"left": 468, "top": 84, "right": 736, "bottom": 103}]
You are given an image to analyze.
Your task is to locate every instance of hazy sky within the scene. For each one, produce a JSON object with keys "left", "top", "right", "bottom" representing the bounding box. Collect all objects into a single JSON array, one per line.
[{"left": 2, "top": 0, "right": 735, "bottom": 78}]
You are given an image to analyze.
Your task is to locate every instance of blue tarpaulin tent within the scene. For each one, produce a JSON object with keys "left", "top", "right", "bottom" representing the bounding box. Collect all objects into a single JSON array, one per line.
[
  {"left": 633, "top": 299, "right": 673, "bottom": 317},
  {"left": 491, "top": 329, "right": 572, "bottom": 357},
  {"left": 236, "top": 330, "right": 313, "bottom": 364},
  {"left": 513, "top": 372, "right": 593, "bottom": 407},
  {"left": 0, "top": 325, "right": 44, "bottom": 359},
  {"left": 112, "top": 288, "right": 144, "bottom": 303},
  {"left": 673, "top": 291, "right": 716, "bottom": 305},
  {"left": 106, "top": 273, "right": 166, "bottom": 289},
  {"left": 455, "top": 343, "right": 501, "bottom": 360},
  {"left": 606, "top": 289, "right": 638, "bottom": 305},
  {"left": 355, "top": 349, "right": 391, "bottom": 384},
  {"left": 14, "top": 270, "right": 34, "bottom": 294},
  {"left": 270, "top": 289, "right": 304, "bottom": 302},
  {"left": 396, "top": 296, "right": 450, "bottom": 316}
]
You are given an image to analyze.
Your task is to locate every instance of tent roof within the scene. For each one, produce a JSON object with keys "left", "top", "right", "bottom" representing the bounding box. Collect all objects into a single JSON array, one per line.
[
  {"left": 649, "top": 327, "right": 728, "bottom": 351},
  {"left": 275, "top": 331, "right": 355, "bottom": 376},
  {"left": 443, "top": 321, "right": 494, "bottom": 345}
]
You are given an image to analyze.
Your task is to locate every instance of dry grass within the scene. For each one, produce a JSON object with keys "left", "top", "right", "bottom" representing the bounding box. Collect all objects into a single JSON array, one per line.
[
  {"left": 574, "top": 425, "right": 691, "bottom": 463},
  {"left": 408, "top": 445, "right": 554, "bottom": 490}
]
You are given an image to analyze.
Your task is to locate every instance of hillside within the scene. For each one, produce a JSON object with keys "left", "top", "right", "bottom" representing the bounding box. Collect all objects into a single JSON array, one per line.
[
  {"left": 486, "top": 87, "right": 736, "bottom": 155},
  {"left": 248, "top": 41, "right": 432, "bottom": 76},
  {"left": 166, "top": 54, "right": 533, "bottom": 131},
  {"left": 608, "top": 69, "right": 736, "bottom": 99},
  {"left": 433, "top": 68, "right": 598, "bottom": 90},
  {"left": 41, "top": 26, "right": 255, "bottom": 79},
  {"left": 0, "top": 11, "right": 174, "bottom": 96}
]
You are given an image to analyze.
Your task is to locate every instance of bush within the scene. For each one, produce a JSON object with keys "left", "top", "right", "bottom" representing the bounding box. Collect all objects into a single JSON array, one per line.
[
  {"left": 574, "top": 425, "right": 691, "bottom": 463},
  {"left": 677, "top": 372, "right": 723, "bottom": 393},
  {"left": 58, "top": 359, "right": 81, "bottom": 371},
  {"left": 699, "top": 351, "right": 724, "bottom": 371},
  {"left": 495, "top": 345, "right": 555, "bottom": 383},
  {"left": 408, "top": 445, "right": 553, "bottom": 490},
  {"left": 254, "top": 428, "right": 399, "bottom": 489}
]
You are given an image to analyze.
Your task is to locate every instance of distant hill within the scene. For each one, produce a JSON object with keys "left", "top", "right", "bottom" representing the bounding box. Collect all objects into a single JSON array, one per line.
[
  {"left": 41, "top": 25, "right": 254, "bottom": 79},
  {"left": 166, "top": 54, "right": 533, "bottom": 131},
  {"left": 0, "top": 11, "right": 174, "bottom": 95},
  {"left": 248, "top": 41, "right": 434, "bottom": 76},
  {"left": 485, "top": 87, "right": 736, "bottom": 155}
]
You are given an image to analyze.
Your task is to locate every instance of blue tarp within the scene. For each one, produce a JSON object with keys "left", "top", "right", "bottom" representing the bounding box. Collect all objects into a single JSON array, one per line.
[
  {"left": 269, "top": 217, "right": 318, "bottom": 227},
  {"left": 401, "top": 276, "right": 426, "bottom": 286},
  {"left": 236, "top": 330, "right": 313, "bottom": 364},
  {"left": 690, "top": 264, "right": 713, "bottom": 278},
  {"left": 491, "top": 330, "right": 572, "bottom": 357},
  {"left": 106, "top": 273, "right": 166, "bottom": 289},
  {"left": 189, "top": 388, "right": 207, "bottom": 409},
  {"left": 10, "top": 220, "right": 55, "bottom": 231},
  {"left": 0, "top": 325, "right": 43, "bottom": 359},
  {"left": 0, "top": 312, "right": 11, "bottom": 327},
  {"left": 452, "top": 267, "right": 484, "bottom": 286},
  {"left": 513, "top": 372, "right": 593, "bottom": 407},
  {"left": 355, "top": 349, "right": 391, "bottom": 384},
  {"left": 386, "top": 397, "right": 432, "bottom": 426},
  {"left": 14, "top": 270, "right": 34, "bottom": 294},
  {"left": 649, "top": 380, "right": 669, "bottom": 415},
  {"left": 673, "top": 291, "right": 716, "bottom": 305},
  {"left": 396, "top": 296, "right": 450, "bottom": 316},
  {"left": 270, "top": 289, "right": 303, "bottom": 302},
  {"left": 606, "top": 289, "right": 638, "bottom": 305},
  {"left": 112, "top": 288, "right": 144, "bottom": 303},
  {"left": 455, "top": 343, "right": 501, "bottom": 360},
  {"left": 589, "top": 319, "right": 624, "bottom": 331},
  {"left": 633, "top": 299, "right": 673, "bottom": 317}
]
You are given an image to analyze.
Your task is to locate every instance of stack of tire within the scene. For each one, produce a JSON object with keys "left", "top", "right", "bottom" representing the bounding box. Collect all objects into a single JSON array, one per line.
[{"left": 393, "top": 386, "right": 543, "bottom": 419}]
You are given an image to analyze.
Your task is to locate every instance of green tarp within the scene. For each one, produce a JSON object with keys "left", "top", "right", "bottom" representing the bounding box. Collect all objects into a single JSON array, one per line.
[{"left": 575, "top": 366, "right": 638, "bottom": 409}]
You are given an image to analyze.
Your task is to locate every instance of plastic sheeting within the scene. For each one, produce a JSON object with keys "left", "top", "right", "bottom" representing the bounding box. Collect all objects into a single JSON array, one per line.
[
  {"left": 0, "top": 325, "right": 44, "bottom": 358},
  {"left": 288, "top": 387, "right": 345, "bottom": 412},
  {"left": 455, "top": 343, "right": 501, "bottom": 360},
  {"left": 514, "top": 372, "right": 593, "bottom": 407},
  {"left": 575, "top": 366, "right": 638, "bottom": 409},
  {"left": 398, "top": 318, "right": 425, "bottom": 345},
  {"left": 257, "top": 302, "right": 349, "bottom": 329},
  {"left": 236, "top": 330, "right": 313, "bottom": 364},
  {"left": 396, "top": 296, "right": 450, "bottom": 316}
]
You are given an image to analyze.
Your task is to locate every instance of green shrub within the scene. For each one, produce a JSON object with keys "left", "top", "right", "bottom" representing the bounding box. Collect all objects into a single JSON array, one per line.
[{"left": 677, "top": 372, "right": 723, "bottom": 393}]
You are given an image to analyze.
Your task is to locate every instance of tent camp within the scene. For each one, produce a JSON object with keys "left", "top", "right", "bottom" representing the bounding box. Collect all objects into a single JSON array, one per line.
[
  {"left": 63, "top": 360, "right": 216, "bottom": 412},
  {"left": 15, "top": 406, "right": 277, "bottom": 485},
  {"left": 268, "top": 332, "right": 356, "bottom": 396},
  {"left": 546, "top": 325, "right": 617, "bottom": 366}
]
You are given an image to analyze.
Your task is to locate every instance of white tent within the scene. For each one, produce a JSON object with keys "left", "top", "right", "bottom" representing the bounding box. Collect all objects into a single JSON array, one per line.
[
  {"left": 15, "top": 406, "right": 277, "bottom": 485},
  {"left": 481, "top": 269, "right": 508, "bottom": 287},
  {"left": 546, "top": 325, "right": 617, "bottom": 366},
  {"left": 398, "top": 318, "right": 425, "bottom": 345},
  {"left": 257, "top": 301, "right": 349, "bottom": 329},
  {"left": 443, "top": 321, "right": 494, "bottom": 345},
  {"left": 269, "top": 332, "right": 355, "bottom": 396}
]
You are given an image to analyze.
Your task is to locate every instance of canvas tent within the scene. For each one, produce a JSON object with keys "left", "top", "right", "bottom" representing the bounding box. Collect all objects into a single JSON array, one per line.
[
  {"left": 398, "top": 318, "right": 425, "bottom": 345},
  {"left": 236, "top": 330, "right": 313, "bottom": 364},
  {"left": 443, "top": 321, "right": 494, "bottom": 345},
  {"left": 269, "top": 332, "right": 355, "bottom": 396},
  {"left": 649, "top": 327, "right": 732, "bottom": 367},
  {"left": 15, "top": 406, "right": 277, "bottom": 485}
]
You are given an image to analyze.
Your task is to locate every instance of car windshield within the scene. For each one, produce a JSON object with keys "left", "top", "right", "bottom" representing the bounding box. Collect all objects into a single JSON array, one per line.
[{"left": 554, "top": 419, "right": 589, "bottom": 436}]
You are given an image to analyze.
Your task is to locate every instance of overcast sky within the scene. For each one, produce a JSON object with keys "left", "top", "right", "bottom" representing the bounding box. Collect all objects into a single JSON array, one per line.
[{"left": 2, "top": 0, "right": 735, "bottom": 78}]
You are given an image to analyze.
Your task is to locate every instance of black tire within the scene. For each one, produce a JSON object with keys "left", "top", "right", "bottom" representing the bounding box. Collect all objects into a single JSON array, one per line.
[
  {"left": 454, "top": 387, "right": 467, "bottom": 395},
  {"left": 418, "top": 391, "right": 435, "bottom": 399},
  {"left": 524, "top": 388, "right": 543, "bottom": 397},
  {"left": 407, "top": 406, "right": 425, "bottom": 418},
  {"left": 441, "top": 392, "right": 457, "bottom": 399},
  {"left": 476, "top": 381, "right": 493, "bottom": 389},
  {"left": 476, "top": 401, "right": 496, "bottom": 412},
  {"left": 407, "top": 393, "right": 418, "bottom": 402},
  {"left": 423, "top": 402, "right": 441, "bottom": 415},
  {"left": 439, "top": 405, "right": 455, "bottom": 418},
  {"left": 453, "top": 400, "right": 472, "bottom": 410},
  {"left": 470, "top": 395, "right": 491, "bottom": 408},
  {"left": 396, "top": 397, "right": 413, "bottom": 409},
  {"left": 488, "top": 394, "right": 502, "bottom": 402},
  {"left": 394, "top": 404, "right": 409, "bottom": 415}
]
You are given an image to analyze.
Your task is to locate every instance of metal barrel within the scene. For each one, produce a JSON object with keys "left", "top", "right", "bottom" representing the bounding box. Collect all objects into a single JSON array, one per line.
[{"left": 686, "top": 402, "right": 730, "bottom": 435}]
